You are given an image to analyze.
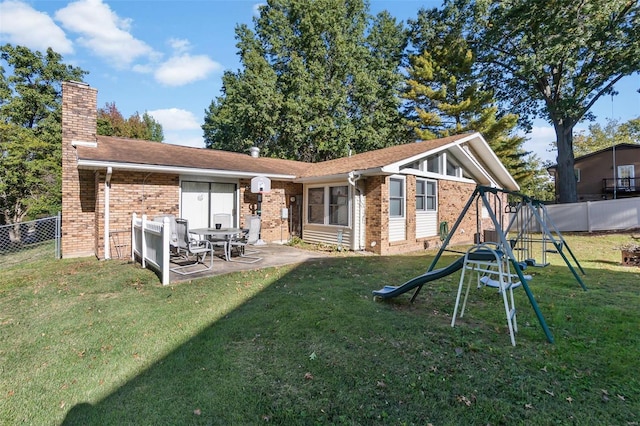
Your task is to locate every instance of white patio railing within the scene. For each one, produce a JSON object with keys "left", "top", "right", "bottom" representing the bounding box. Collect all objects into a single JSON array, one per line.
[{"left": 132, "top": 213, "right": 171, "bottom": 285}]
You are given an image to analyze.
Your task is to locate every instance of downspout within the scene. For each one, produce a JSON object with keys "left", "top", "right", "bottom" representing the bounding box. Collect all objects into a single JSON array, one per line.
[
  {"left": 348, "top": 171, "right": 363, "bottom": 251},
  {"left": 104, "top": 167, "right": 112, "bottom": 259}
]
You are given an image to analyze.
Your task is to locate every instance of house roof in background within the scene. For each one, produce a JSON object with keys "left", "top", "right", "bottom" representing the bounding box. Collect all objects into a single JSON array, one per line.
[{"left": 548, "top": 143, "right": 640, "bottom": 170}]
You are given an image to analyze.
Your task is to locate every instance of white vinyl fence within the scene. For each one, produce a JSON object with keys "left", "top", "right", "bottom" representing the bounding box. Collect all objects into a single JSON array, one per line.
[
  {"left": 132, "top": 213, "right": 171, "bottom": 285},
  {"left": 540, "top": 197, "right": 640, "bottom": 232}
]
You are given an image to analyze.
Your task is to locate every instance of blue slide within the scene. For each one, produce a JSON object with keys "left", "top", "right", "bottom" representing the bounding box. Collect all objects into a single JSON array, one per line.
[{"left": 372, "top": 251, "right": 502, "bottom": 300}]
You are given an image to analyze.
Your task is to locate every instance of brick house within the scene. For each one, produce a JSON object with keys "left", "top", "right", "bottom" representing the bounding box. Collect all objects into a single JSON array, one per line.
[
  {"left": 547, "top": 143, "right": 640, "bottom": 201},
  {"left": 61, "top": 81, "right": 518, "bottom": 259}
]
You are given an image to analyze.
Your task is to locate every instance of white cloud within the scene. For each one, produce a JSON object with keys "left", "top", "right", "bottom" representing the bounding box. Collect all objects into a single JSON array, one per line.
[
  {"left": 154, "top": 54, "right": 221, "bottom": 86},
  {"left": 148, "top": 108, "right": 200, "bottom": 131},
  {"left": 521, "top": 126, "right": 558, "bottom": 164},
  {"left": 163, "top": 131, "right": 205, "bottom": 148},
  {"left": 0, "top": 0, "right": 73, "bottom": 54},
  {"left": 148, "top": 108, "right": 204, "bottom": 148},
  {"left": 168, "top": 38, "right": 191, "bottom": 54},
  {"left": 252, "top": 3, "right": 266, "bottom": 16},
  {"left": 54, "top": 0, "right": 155, "bottom": 68}
]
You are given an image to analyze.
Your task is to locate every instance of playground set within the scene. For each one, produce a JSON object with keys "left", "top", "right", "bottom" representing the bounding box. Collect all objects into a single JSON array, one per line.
[{"left": 373, "top": 186, "right": 587, "bottom": 345}]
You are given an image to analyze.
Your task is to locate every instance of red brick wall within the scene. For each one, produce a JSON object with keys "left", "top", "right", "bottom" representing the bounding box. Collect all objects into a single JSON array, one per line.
[
  {"left": 363, "top": 176, "right": 384, "bottom": 254},
  {"left": 61, "top": 81, "right": 98, "bottom": 258},
  {"left": 362, "top": 176, "right": 489, "bottom": 255},
  {"left": 238, "top": 179, "right": 303, "bottom": 242},
  {"left": 96, "top": 171, "right": 180, "bottom": 259},
  {"left": 437, "top": 180, "right": 480, "bottom": 245}
]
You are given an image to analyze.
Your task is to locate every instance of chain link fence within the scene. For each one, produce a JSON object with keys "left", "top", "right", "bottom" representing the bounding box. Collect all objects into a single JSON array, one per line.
[{"left": 0, "top": 213, "right": 61, "bottom": 267}]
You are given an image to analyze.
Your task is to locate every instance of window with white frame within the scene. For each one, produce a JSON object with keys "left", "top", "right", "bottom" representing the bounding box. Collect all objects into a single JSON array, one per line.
[
  {"left": 426, "top": 155, "right": 441, "bottom": 173},
  {"left": 307, "top": 187, "right": 325, "bottom": 224},
  {"left": 389, "top": 178, "right": 404, "bottom": 217},
  {"left": 329, "top": 186, "right": 349, "bottom": 225},
  {"left": 446, "top": 157, "right": 462, "bottom": 177},
  {"left": 416, "top": 178, "right": 437, "bottom": 211},
  {"left": 307, "top": 185, "right": 349, "bottom": 226}
]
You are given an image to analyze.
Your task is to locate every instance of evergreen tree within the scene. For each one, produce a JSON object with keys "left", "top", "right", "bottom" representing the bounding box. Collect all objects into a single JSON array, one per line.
[
  {"left": 203, "top": 0, "right": 409, "bottom": 162},
  {"left": 406, "top": 8, "right": 538, "bottom": 191}
]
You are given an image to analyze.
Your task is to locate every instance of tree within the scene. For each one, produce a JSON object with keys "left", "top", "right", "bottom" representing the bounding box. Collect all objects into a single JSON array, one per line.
[
  {"left": 456, "top": 0, "right": 640, "bottom": 203},
  {"left": 203, "top": 0, "right": 410, "bottom": 162},
  {"left": 97, "top": 102, "right": 163, "bottom": 142},
  {"left": 406, "top": 7, "right": 539, "bottom": 192},
  {"left": 0, "top": 44, "right": 87, "bottom": 226},
  {"left": 573, "top": 117, "right": 640, "bottom": 156}
]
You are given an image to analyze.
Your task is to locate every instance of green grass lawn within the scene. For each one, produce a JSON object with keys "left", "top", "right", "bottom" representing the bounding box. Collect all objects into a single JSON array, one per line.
[{"left": 1, "top": 233, "right": 639, "bottom": 425}]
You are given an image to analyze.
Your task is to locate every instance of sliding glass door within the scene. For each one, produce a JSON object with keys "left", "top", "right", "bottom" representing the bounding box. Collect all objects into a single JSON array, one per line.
[{"left": 181, "top": 181, "right": 237, "bottom": 229}]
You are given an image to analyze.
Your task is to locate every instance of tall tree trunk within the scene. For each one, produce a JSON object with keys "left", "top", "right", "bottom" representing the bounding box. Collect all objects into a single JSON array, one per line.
[{"left": 554, "top": 120, "right": 578, "bottom": 203}]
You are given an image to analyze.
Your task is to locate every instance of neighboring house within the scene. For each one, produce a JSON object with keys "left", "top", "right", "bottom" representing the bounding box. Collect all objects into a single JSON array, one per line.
[
  {"left": 547, "top": 144, "right": 640, "bottom": 202},
  {"left": 61, "top": 81, "right": 518, "bottom": 259}
]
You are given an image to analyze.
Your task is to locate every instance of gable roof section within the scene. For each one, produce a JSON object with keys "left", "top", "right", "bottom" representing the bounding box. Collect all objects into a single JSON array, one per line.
[
  {"left": 299, "top": 135, "right": 465, "bottom": 178},
  {"left": 298, "top": 132, "right": 519, "bottom": 191},
  {"left": 76, "top": 136, "right": 308, "bottom": 179}
]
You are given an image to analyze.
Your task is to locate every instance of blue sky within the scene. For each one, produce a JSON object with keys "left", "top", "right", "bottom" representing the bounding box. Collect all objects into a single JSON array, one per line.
[{"left": 1, "top": 0, "right": 638, "bottom": 163}]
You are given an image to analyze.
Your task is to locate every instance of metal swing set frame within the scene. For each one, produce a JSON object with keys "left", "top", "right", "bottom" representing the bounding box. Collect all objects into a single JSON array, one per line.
[{"left": 412, "top": 185, "right": 587, "bottom": 344}]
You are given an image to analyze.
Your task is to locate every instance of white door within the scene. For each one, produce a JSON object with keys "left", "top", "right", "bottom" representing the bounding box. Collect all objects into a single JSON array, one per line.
[
  {"left": 618, "top": 165, "right": 635, "bottom": 189},
  {"left": 181, "top": 181, "right": 210, "bottom": 229}
]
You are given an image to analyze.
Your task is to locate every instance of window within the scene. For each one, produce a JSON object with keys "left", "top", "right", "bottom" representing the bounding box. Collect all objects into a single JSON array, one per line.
[
  {"left": 446, "top": 157, "right": 462, "bottom": 177},
  {"left": 574, "top": 168, "right": 581, "bottom": 183},
  {"left": 416, "top": 179, "right": 437, "bottom": 211},
  {"left": 389, "top": 178, "right": 404, "bottom": 217},
  {"left": 427, "top": 155, "right": 440, "bottom": 173},
  {"left": 307, "top": 185, "right": 349, "bottom": 226},
  {"left": 329, "top": 186, "right": 349, "bottom": 225},
  {"left": 618, "top": 165, "right": 635, "bottom": 189},
  {"left": 307, "top": 187, "right": 324, "bottom": 224}
]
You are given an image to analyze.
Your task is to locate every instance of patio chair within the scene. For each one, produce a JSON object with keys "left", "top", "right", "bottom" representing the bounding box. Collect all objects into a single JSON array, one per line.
[
  {"left": 209, "top": 213, "right": 234, "bottom": 258},
  {"left": 212, "top": 213, "right": 232, "bottom": 228},
  {"left": 228, "top": 215, "right": 262, "bottom": 263},
  {"left": 170, "top": 218, "right": 214, "bottom": 275}
]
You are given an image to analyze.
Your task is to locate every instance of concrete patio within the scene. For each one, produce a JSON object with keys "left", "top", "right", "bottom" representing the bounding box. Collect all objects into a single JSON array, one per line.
[{"left": 169, "top": 243, "right": 331, "bottom": 282}]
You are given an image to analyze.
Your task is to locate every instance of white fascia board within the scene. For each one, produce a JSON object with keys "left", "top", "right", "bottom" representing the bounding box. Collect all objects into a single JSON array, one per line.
[
  {"left": 448, "top": 144, "right": 499, "bottom": 187},
  {"left": 77, "top": 159, "right": 297, "bottom": 180},
  {"left": 464, "top": 138, "right": 519, "bottom": 191},
  {"left": 398, "top": 167, "right": 477, "bottom": 184},
  {"left": 71, "top": 140, "right": 98, "bottom": 148},
  {"left": 294, "top": 173, "right": 350, "bottom": 184},
  {"left": 294, "top": 167, "right": 385, "bottom": 183}
]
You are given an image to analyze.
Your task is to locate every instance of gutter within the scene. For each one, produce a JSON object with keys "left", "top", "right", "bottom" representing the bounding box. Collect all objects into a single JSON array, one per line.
[
  {"left": 348, "top": 171, "right": 363, "bottom": 251},
  {"left": 77, "top": 160, "right": 297, "bottom": 180},
  {"left": 104, "top": 166, "right": 112, "bottom": 259}
]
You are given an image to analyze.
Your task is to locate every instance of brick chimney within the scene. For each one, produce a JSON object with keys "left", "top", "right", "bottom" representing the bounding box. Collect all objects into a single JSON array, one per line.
[{"left": 61, "top": 81, "right": 98, "bottom": 258}]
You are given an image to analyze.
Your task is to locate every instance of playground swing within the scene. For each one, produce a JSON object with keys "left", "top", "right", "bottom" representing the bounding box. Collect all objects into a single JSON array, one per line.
[
  {"left": 503, "top": 198, "right": 586, "bottom": 289},
  {"left": 373, "top": 185, "right": 588, "bottom": 345}
]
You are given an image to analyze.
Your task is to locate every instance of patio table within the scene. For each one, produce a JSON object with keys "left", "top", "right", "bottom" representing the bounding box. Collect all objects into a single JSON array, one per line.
[{"left": 189, "top": 228, "right": 244, "bottom": 261}]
